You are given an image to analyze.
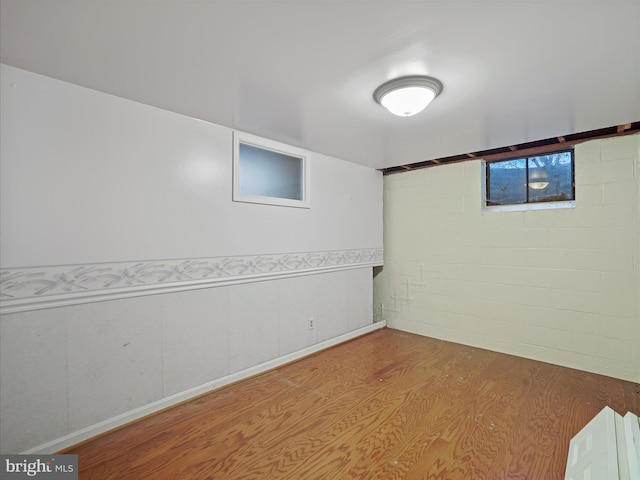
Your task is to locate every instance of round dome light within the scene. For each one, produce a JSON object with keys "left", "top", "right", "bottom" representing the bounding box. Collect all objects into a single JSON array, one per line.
[{"left": 373, "top": 76, "right": 443, "bottom": 117}]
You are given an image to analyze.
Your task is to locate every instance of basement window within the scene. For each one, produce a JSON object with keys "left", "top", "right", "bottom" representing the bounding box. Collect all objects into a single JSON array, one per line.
[
  {"left": 233, "top": 132, "right": 310, "bottom": 208},
  {"left": 485, "top": 150, "right": 574, "bottom": 209}
]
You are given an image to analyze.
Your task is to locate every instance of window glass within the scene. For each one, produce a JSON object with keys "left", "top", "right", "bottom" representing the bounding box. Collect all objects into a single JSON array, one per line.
[
  {"left": 486, "top": 151, "right": 574, "bottom": 206},
  {"left": 238, "top": 143, "right": 303, "bottom": 201},
  {"left": 233, "top": 132, "right": 310, "bottom": 208},
  {"left": 486, "top": 158, "right": 527, "bottom": 205},
  {"left": 527, "top": 152, "right": 573, "bottom": 203}
]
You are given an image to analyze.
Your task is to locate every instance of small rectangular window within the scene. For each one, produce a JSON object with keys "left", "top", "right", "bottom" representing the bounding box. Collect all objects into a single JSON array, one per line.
[
  {"left": 486, "top": 150, "right": 574, "bottom": 206},
  {"left": 233, "top": 132, "right": 310, "bottom": 208}
]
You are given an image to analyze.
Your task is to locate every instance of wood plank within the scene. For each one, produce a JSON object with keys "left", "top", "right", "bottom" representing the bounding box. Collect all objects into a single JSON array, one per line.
[{"left": 62, "top": 329, "right": 639, "bottom": 479}]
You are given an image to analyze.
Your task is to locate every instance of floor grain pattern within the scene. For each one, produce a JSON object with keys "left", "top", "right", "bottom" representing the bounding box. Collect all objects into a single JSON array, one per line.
[{"left": 63, "top": 328, "right": 640, "bottom": 479}]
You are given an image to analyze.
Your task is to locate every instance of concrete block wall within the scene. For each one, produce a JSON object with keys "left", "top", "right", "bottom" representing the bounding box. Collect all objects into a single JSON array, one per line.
[{"left": 374, "top": 134, "right": 640, "bottom": 382}]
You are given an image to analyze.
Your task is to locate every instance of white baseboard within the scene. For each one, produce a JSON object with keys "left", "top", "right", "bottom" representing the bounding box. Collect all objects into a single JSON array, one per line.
[{"left": 23, "top": 321, "right": 387, "bottom": 454}]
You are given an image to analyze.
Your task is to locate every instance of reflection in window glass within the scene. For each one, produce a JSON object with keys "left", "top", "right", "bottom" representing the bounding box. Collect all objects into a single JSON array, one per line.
[
  {"left": 527, "top": 152, "right": 573, "bottom": 203},
  {"left": 486, "top": 151, "right": 574, "bottom": 206}
]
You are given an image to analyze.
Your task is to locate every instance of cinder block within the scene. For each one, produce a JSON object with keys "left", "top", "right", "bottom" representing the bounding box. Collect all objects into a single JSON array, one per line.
[
  {"left": 548, "top": 227, "right": 604, "bottom": 249},
  {"left": 568, "top": 248, "right": 633, "bottom": 272},
  {"left": 574, "top": 184, "right": 603, "bottom": 206},
  {"left": 574, "top": 141, "right": 602, "bottom": 164},
  {"left": 602, "top": 180, "right": 637, "bottom": 205},
  {"left": 546, "top": 268, "right": 601, "bottom": 292},
  {"left": 601, "top": 271, "right": 636, "bottom": 295},
  {"left": 574, "top": 161, "right": 604, "bottom": 186},
  {"left": 602, "top": 158, "right": 636, "bottom": 184},
  {"left": 596, "top": 314, "right": 638, "bottom": 340},
  {"left": 523, "top": 207, "right": 576, "bottom": 227},
  {"left": 480, "top": 210, "right": 524, "bottom": 229},
  {"left": 601, "top": 134, "right": 639, "bottom": 162},
  {"left": 602, "top": 226, "right": 637, "bottom": 249},
  {"left": 573, "top": 204, "right": 634, "bottom": 227}
]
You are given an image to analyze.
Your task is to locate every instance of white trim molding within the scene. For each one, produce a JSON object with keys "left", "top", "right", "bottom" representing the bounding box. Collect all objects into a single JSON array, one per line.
[{"left": 1, "top": 248, "right": 384, "bottom": 314}]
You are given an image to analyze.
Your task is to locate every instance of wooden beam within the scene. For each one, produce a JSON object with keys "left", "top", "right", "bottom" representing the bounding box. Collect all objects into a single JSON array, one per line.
[
  {"left": 382, "top": 121, "right": 640, "bottom": 175},
  {"left": 482, "top": 143, "right": 576, "bottom": 163}
]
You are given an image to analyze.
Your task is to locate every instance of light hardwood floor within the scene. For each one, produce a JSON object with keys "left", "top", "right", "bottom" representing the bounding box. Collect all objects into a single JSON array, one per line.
[{"left": 62, "top": 328, "right": 639, "bottom": 479}]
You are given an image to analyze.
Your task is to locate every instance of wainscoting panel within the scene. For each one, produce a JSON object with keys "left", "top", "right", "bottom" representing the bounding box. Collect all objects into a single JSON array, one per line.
[{"left": 0, "top": 267, "right": 380, "bottom": 454}]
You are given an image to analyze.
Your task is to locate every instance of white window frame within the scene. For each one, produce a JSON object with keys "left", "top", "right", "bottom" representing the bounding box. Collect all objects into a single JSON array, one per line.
[
  {"left": 483, "top": 199, "right": 576, "bottom": 213},
  {"left": 233, "top": 131, "right": 310, "bottom": 209}
]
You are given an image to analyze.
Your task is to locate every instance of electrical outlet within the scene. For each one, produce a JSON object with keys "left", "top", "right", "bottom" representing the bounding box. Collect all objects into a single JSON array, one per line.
[{"left": 308, "top": 317, "right": 314, "bottom": 330}]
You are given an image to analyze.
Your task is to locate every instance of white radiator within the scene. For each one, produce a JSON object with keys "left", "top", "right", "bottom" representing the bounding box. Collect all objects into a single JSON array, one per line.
[{"left": 565, "top": 406, "right": 640, "bottom": 480}]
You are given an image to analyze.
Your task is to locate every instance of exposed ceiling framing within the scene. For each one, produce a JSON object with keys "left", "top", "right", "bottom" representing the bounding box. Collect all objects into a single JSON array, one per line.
[{"left": 380, "top": 122, "right": 640, "bottom": 175}]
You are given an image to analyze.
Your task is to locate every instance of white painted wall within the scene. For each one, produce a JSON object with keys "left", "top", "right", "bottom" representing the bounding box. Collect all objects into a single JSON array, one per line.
[
  {"left": 0, "top": 65, "right": 383, "bottom": 453},
  {"left": 374, "top": 134, "right": 640, "bottom": 382},
  {"left": 0, "top": 64, "right": 382, "bottom": 267}
]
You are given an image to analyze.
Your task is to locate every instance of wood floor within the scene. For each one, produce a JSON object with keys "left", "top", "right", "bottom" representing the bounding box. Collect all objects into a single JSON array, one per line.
[{"left": 62, "top": 328, "right": 639, "bottom": 479}]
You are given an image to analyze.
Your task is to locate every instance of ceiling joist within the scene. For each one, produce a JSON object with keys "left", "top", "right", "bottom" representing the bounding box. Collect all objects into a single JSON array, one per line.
[{"left": 381, "top": 122, "right": 640, "bottom": 175}]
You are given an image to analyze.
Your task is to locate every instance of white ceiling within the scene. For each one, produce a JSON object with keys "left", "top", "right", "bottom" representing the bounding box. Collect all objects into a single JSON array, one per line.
[{"left": 1, "top": 0, "right": 639, "bottom": 170}]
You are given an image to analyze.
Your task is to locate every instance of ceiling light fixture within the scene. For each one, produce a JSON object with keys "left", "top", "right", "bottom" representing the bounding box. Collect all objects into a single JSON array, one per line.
[{"left": 373, "top": 75, "right": 443, "bottom": 117}]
